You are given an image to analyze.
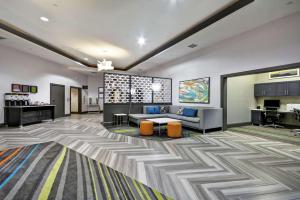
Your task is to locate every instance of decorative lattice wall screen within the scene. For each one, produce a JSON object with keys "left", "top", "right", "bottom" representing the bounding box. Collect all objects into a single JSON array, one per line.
[
  {"left": 104, "top": 73, "right": 171, "bottom": 104},
  {"left": 104, "top": 73, "right": 130, "bottom": 103},
  {"left": 153, "top": 78, "right": 172, "bottom": 103},
  {"left": 131, "top": 76, "right": 153, "bottom": 103}
]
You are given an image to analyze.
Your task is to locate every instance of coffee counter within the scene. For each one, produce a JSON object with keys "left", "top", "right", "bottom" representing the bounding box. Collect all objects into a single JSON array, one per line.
[{"left": 4, "top": 105, "right": 55, "bottom": 127}]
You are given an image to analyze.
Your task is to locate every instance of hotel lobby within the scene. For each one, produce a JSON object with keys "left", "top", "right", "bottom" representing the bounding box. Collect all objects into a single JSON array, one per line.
[{"left": 0, "top": 1, "right": 300, "bottom": 199}]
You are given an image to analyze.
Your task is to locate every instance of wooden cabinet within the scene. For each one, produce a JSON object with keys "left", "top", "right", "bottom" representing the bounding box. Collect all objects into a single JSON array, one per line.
[
  {"left": 254, "top": 81, "right": 300, "bottom": 97},
  {"left": 287, "top": 81, "right": 300, "bottom": 96},
  {"left": 254, "top": 84, "right": 267, "bottom": 97},
  {"left": 274, "top": 82, "right": 287, "bottom": 96}
]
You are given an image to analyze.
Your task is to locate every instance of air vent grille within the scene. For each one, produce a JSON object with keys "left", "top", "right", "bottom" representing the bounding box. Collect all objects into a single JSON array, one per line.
[{"left": 187, "top": 43, "right": 198, "bottom": 48}]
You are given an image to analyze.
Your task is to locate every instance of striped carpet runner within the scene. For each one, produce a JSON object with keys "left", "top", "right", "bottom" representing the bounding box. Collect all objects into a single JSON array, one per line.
[{"left": 0, "top": 142, "right": 171, "bottom": 200}]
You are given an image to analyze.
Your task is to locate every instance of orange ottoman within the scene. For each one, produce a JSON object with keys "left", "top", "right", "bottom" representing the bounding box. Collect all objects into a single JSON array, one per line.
[
  {"left": 140, "top": 121, "right": 154, "bottom": 136},
  {"left": 167, "top": 122, "right": 182, "bottom": 138}
]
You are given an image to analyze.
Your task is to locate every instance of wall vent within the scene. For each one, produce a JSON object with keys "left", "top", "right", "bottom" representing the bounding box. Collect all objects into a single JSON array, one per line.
[{"left": 187, "top": 43, "right": 198, "bottom": 48}]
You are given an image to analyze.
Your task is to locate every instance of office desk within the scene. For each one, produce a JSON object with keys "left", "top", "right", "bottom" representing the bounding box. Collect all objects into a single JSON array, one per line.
[{"left": 251, "top": 109, "right": 298, "bottom": 126}]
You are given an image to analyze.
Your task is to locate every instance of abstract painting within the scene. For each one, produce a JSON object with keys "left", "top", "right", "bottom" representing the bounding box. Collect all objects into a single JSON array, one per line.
[{"left": 179, "top": 77, "right": 210, "bottom": 103}]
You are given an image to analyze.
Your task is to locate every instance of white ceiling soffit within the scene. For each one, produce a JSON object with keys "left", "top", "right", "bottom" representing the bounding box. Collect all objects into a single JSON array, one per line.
[
  {"left": 131, "top": 0, "right": 300, "bottom": 72},
  {"left": 0, "top": 29, "right": 93, "bottom": 71},
  {"left": 0, "top": 0, "right": 237, "bottom": 69}
]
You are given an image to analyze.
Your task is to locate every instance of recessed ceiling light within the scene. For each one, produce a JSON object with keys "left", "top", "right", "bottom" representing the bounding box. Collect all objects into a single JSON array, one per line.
[
  {"left": 84, "top": 57, "right": 88, "bottom": 61},
  {"left": 138, "top": 36, "right": 146, "bottom": 46},
  {"left": 40, "top": 17, "right": 49, "bottom": 22}
]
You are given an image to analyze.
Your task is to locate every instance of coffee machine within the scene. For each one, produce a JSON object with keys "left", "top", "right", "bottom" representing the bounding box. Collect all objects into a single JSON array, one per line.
[
  {"left": 5, "top": 93, "right": 30, "bottom": 106},
  {"left": 5, "top": 93, "right": 16, "bottom": 106},
  {"left": 23, "top": 94, "right": 30, "bottom": 106}
]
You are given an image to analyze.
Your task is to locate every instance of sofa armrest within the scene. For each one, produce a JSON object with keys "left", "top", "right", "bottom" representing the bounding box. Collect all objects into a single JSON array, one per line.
[{"left": 199, "top": 108, "right": 223, "bottom": 130}]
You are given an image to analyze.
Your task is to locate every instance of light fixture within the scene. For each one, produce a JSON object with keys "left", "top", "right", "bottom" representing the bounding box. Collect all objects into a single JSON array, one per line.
[
  {"left": 40, "top": 17, "right": 49, "bottom": 22},
  {"left": 151, "top": 83, "right": 161, "bottom": 92},
  {"left": 137, "top": 36, "right": 146, "bottom": 46},
  {"left": 130, "top": 88, "right": 136, "bottom": 95},
  {"left": 83, "top": 57, "right": 88, "bottom": 61},
  {"left": 97, "top": 59, "right": 114, "bottom": 71}
]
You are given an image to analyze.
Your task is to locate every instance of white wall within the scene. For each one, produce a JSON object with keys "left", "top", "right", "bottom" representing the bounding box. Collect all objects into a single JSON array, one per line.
[
  {"left": 227, "top": 75, "right": 257, "bottom": 124},
  {"left": 0, "top": 45, "right": 88, "bottom": 123},
  {"left": 145, "top": 12, "right": 300, "bottom": 108},
  {"left": 88, "top": 73, "right": 103, "bottom": 99}
]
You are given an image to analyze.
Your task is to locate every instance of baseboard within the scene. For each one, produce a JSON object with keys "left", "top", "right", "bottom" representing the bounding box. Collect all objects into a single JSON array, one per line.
[{"left": 227, "top": 122, "right": 251, "bottom": 128}]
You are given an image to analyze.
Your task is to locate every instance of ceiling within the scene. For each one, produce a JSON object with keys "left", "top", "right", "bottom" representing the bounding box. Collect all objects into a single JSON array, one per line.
[
  {"left": 0, "top": 0, "right": 236, "bottom": 69},
  {"left": 131, "top": 0, "right": 300, "bottom": 72},
  {"left": 0, "top": 0, "right": 299, "bottom": 74}
]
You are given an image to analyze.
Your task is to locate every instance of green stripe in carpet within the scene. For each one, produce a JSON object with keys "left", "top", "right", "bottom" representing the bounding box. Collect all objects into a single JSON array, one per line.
[
  {"left": 113, "top": 129, "right": 137, "bottom": 133},
  {"left": 0, "top": 142, "right": 171, "bottom": 200}
]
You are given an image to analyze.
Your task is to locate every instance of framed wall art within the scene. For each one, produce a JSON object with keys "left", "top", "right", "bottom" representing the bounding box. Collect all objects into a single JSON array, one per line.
[{"left": 179, "top": 77, "right": 210, "bottom": 103}]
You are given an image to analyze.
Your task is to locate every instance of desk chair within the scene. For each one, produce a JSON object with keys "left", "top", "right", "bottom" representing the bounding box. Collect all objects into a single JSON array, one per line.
[
  {"left": 291, "top": 109, "right": 300, "bottom": 135},
  {"left": 264, "top": 110, "right": 283, "bottom": 128}
]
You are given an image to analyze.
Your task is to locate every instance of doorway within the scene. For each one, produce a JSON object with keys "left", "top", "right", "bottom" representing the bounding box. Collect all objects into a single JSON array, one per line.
[
  {"left": 50, "top": 83, "right": 65, "bottom": 118},
  {"left": 221, "top": 62, "right": 300, "bottom": 131},
  {"left": 70, "top": 86, "right": 82, "bottom": 114}
]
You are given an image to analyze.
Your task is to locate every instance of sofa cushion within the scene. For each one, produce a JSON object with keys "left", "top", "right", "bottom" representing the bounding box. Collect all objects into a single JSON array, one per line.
[
  {"left": 167, "top": 114, "right": 182, "bottom": 120},
  {"left": 167, "top": 114, "right": 200, "bottom": 123},
  {"left": 146, "top": 106, "right": 155, "bottom": 114},
  {"left": 129, "top": 114, "right": 167, "bottom": 120},
  {"left": 176, "top": 107, "right": 184, "bottom": 115},
  {"left": 146, "top": 106, "right": 160, "bottom": 114},
  {"left": 182, "top": 108, "right": 198, "bottom": 117},
  {"left": 169, "top": 106, "right": 180, "bottom": 114},
  {"left": 179, "top": 116, "right": 200, "bottom": 123},
  {"left": 154, "top": 106, "right": 161, "bottom": 114},
  {"left": 160, "top": 105, "right": 169, "bottom": 113}
]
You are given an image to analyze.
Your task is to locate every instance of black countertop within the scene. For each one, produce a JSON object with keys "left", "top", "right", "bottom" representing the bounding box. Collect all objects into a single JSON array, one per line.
[{"left": 4, "top": 105, "right": 56, "bottom": 108}]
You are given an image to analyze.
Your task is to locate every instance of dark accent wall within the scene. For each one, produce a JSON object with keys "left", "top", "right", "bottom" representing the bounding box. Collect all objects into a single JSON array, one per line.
[
  {"left": 103, "top": 103, "right": 171, "bottom": 124},
  {"left": 103, "top": 73, "right": 172, "bottom": 123}
]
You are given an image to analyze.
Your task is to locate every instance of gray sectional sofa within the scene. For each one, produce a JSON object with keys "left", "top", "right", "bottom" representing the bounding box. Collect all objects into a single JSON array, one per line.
[{"left": 129, "top": 105, "right": 223, "bottom": 134}]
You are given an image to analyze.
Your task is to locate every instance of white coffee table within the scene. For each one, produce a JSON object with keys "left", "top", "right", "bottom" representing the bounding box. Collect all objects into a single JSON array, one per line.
[{"left": 146, "top": 118, "right": 181, "bottom": 136}]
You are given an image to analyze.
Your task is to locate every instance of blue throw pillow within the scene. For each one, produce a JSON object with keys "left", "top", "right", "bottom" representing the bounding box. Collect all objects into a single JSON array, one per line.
[
  {"left": 146, "top": 107, "right": 155, "bottom": 114},
  {"left": 146, "top": 106, "right": 160, "bottom": 114},
  {"left": 182, "top": 108, "right": 198, "bottom": 117},
  {"left": 153, "top": 106, "right": 160, "bottom": 114}
]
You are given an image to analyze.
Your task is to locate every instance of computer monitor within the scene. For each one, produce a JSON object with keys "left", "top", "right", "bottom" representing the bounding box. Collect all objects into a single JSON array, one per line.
[{"left": 264, "top": 100, "right": 280, "bottom": 108}]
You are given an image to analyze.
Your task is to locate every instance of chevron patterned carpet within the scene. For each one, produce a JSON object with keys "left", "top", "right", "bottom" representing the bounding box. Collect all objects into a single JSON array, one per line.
[
  {"left": 0, "top": 142, "right": 169, "bottom": 200},
  {"left": 105, "top": 125, "right": 199, "bottom": 141},
  {"left": 0, "top": 114, "right": 300, "bottom": 200},
  {"left": 229, "top": 125, "right": 300, "bottom": 145}
]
